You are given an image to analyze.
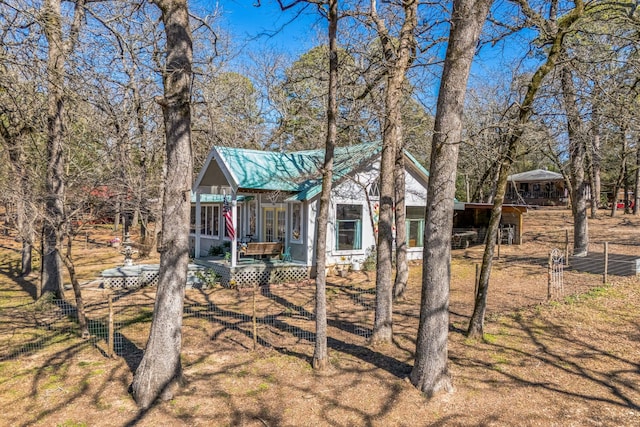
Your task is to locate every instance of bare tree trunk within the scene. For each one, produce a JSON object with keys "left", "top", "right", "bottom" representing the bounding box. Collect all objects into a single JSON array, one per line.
[
  {"left": 40, "top": 0, "right": 86, "bottom": 299},
  {"left": 486, "top": 164, "right": 501, "bottom": 204},
  {"left": 41, "top": 0, "right": 67, "bottom": 299},
  {"left": 312, "top": 0, "right": 338, "bottom": 371},
  {"left": 3, "top": 126, "right": 33, "bottom": 276},
  {"left": 113, "top": 199, "right": 121, "bottom": 232},
  {"left": 133, "top": 81, "right": 150, "bottom": 241},
  {"left": 140, "top": 213, "right": 148, "bottom": 245},
  {"left": 17, "top": 182, "right": 33, "bottom": 276},
  {"left": 634, "top": 139, "right": 640, "bottom": 215},
  {"left": 393, "top": 137, "right": 408, "bottom": 299},
  {"left": 467, "top": 0, "right": 584, "bottom": 339},
  {"left": 373, "top": 143, "right": 395, "bottom": 343},
  {"left": 132, "top": 209, "right": 139, "bottom": 232},
  {"left": 411, "top": 0, "right": 492, "bottom": 396},
  {"left": 588, "top": 103, "right": 601, "bottom": 218},
  {"left": 610, "top": 130, "right": 628, "bottom": 218},
  {"left": 370, "top": 0, "right": 417, "bottom": 344},
  {"left": 131, "top": 0, "right": 193, "bottom": 409},
  {"left": 62, "top": 235, "right": 89, "bottom": 338},
  {"left": 624, "top": 181, "right": 630, "bottom": 213},
  {"left": 561, "top": 64, "right": 588, "bottom": 256},
  {"left": 22, "top": 241, "right": 33, "bottom": 276},
  {"left": 471, "top": 159, "right": 499, "bottom": 203}
]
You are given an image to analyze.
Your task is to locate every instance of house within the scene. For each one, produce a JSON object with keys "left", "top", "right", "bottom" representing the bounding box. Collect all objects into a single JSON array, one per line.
[
  {"left": 190, "top": 142, "right": 429, "bottom": 286},
  {"left": 505, "top": 169, "right": 568, "bottom": 206}
]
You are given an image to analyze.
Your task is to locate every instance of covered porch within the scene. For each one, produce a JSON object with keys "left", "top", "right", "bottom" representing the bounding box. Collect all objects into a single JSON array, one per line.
[
  {"left": 190, "top": 192, "right": 309, "bottom": 266},
  {"left": 190, "top": 145, "right": 315, "bottom": 270}
]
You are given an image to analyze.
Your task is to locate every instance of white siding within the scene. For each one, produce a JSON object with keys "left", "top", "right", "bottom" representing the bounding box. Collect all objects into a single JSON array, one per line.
[
  {"left": 311, "top": 159, "right": 428, "bottom": 266},
  {"left": 306, "top": 200, "right": 317, "bottom": 267}
]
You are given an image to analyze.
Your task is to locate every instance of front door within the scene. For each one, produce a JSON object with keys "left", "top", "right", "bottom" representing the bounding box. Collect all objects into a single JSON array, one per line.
[{"left": 262, "top": 206, "right": 286, "bottom": 242}]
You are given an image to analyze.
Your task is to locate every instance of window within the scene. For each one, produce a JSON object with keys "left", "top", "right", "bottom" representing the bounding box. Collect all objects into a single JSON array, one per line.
[
  {"left": 212, "top": 206, "right": 220, "bottom": 236},
  {"left": 291, "top": 204, "right": 302, "bottom": 242},
  {"left": 368, "top": 180, "right": 380, "bottom": 198},
  {"left": 200, "top": 205, "right": 219, "bottom": 237},
  {"left": 406, "top": 206, "right": 424, "bottom": 248},
  {"left": 201, "top": 206, "right": 211, "bottom": 235},
  {"left": 336, "top": 204, "right": 362, "bottom": 250},
  {"left": 190, "top": 206, "right": 196, "bottom": 234},
  {"left": 248, "top": 200, "right": 257, "bottom": 238},
  {"left": 277, "top": 209, "right": 286, "bottom": 240}
]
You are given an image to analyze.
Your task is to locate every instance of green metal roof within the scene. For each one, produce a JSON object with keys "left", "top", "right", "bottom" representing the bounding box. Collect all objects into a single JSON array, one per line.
[
  {"left": 286, "top": 142, "right": 384, "bottom": 201},
  {"left": 405, "top": 150, "right": 430, "bottom": 179},
  {"left": 215, "top": 145, "right": 323, "bottom": 192},
  {"left": 210, "top": 142, "right": 428, "bottom": 201}
]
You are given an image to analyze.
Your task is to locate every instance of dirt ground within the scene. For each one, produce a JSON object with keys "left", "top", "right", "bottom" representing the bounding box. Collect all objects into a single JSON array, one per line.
[{"left": 0, "top": 208, "right": 639, "bottom": 426}]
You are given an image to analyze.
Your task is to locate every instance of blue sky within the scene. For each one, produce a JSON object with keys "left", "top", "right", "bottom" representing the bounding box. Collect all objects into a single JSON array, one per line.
[
  {"left": 193, "top": 1, "right": 323, "bottom": 59},
  {"left": 192, "top": 2, "right": 532, "bottom": 71},
  {"left": 191, "top": 1, "right": 536, "bottom": 109}
]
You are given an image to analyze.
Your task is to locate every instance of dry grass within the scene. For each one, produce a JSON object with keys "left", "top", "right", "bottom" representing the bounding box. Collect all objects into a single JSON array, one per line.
[{"left": 0, "top": 209, "right": 639, "bottom": 426}]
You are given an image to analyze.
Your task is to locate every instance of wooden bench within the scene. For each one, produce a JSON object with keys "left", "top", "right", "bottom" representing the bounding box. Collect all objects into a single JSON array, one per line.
[{"left": 239, "top": 242, "right": 283, "bottom": 258}]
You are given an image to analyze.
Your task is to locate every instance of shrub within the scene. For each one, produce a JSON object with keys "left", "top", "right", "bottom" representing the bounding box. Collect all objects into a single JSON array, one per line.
[
  {"left": 362, "top": 246, "right": 376, "bottom": 271},
  {"left": 194, "top": 269, "right": 219, "bottom": 289},
  {"left": 208, "top": 245, "right": 224, "bottom": 256}
]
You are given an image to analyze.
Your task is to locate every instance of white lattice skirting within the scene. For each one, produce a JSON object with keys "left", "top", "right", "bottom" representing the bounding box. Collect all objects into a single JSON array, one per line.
[
  {"left": 101, "top": 264, "right": 207, "bottom": 289},
  {"left": 202, "top": 261, "right": 310, "bottom": 288}
]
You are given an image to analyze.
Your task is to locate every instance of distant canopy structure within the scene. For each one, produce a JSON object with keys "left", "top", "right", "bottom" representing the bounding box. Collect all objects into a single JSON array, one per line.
[{"left": 506, "top": 169, "right": 572, "bottom": 206}]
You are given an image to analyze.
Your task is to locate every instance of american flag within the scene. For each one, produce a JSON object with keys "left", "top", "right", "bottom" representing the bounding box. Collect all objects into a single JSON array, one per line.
[{"left": 223, "top": 196, "right": 235, "bottom": 240}]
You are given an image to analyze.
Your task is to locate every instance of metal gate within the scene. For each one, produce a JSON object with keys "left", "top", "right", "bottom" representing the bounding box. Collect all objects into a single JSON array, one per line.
[{"left": 548, "top": 248, "right": 564, "bottom": 300}]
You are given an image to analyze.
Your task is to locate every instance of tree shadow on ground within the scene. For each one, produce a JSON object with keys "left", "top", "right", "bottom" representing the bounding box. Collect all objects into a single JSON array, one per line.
[
  {"left": 450, "top": 312, "right": 640, "bottom": 412},
  {"left": 0, "top": 297, "right": 144, "bottom": 372},
  {"left": 180, "top": 286, "right": 412, "bottom": 379},
  {"left": 0, "top": 250, "right": 38, "bottom": 299},
  {"left": 260, "top": 285, "right": 412, "bottom": 378}
]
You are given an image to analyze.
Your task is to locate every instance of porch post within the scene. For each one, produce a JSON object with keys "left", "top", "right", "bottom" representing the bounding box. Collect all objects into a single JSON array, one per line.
[
  {"left": 195, "top": 191, "right": 201, "bottom": 259},
  {"left": 231, "top": 193, "right": 238, "bottom": 267}
]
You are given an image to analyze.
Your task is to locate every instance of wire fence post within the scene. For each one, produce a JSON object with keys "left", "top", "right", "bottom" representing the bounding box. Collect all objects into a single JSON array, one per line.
[
  {"left": 603, "top": 242, "right": 609, "bottom": 284},
  {"left": 475, "top": 263, "right": 480, "bottom": 297},
  {"left": 564, "top": 229, "right": 569, "bottom": 265},
  {"left": 547, "top": 251, "right": 552, "bottom": 300},
  {"left": 108, "top": 294, "right": 114, "bottom": 358},
  {"left": 252, "top": 285, "right": 257, "bottom": 351}
]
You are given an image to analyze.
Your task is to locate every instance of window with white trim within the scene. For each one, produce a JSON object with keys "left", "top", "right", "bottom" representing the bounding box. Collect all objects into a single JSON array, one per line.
[
  {"left": 291, "top": 203, "right": 302, "bottom": 242},
  {"left": 336, "top": 204, "right": 362, "bottom": 250},
  {"left": 248, "top": 200, "right": 257, "bottom": 238},
  {"left": 406, "top": 206, "right": 424, "bottom": 248},
  {"left": 200, "top": 205, "right": 220, "bottom": 237},
  {"left": 262, "top": 206, "right": 286, "bottom": 242}
]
